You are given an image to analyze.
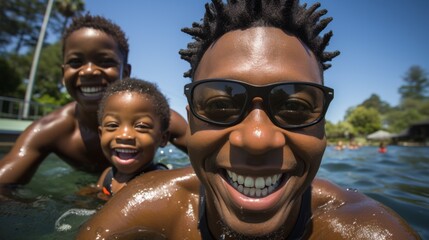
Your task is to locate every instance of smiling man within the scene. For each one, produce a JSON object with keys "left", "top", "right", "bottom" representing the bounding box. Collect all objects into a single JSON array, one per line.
[{"left": 77, "top": 1, "right": 420, "bottom": 239}]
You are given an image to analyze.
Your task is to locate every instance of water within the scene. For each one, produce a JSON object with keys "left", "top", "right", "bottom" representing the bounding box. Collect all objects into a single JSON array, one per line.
[{"left": 0, "top": 145, "right": 428, "bottom": 239}]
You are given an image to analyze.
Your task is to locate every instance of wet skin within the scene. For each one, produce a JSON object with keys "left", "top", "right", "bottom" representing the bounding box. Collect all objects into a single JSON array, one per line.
[
  {"left": 0, "top": 28, "right": 188, "bottom": 185},
  {"left": 96, "top": 92, "right": 169, "bottom": 195},
  {"left": 77, "top": 28, "right": 420, "bottom": 239}
]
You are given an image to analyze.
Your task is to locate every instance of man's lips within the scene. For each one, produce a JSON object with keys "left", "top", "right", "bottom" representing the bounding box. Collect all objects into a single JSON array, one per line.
[
  {"left": 225, "top": 169, "right": 287, "bottom": 198},
  {"left": 221, "top": 169, "right": 290, "bottom": 212}
]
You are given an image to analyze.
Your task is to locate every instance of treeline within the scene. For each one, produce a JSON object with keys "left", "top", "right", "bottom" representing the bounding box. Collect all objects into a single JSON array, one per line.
[
  {"left": 326, "top": 65, "right": 429, "bottom": 138},
  {"left": 0, "top": 0, "right": 85, "bottom": 106}
]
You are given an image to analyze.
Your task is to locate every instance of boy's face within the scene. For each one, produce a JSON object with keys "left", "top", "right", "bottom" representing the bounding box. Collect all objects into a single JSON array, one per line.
[
  {"left": 62, "top": 28, "right": 130, "bottom": 112},
  {"left": 99, "top": 92, "right": 168, "bottom": 176},
  {"left": 187, "top": 27, "right": 327, "bottom": 237}
]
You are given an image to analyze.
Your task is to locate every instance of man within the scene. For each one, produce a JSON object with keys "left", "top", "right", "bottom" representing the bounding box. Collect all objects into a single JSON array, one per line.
[{"left": 77, "top": 1, "right": 420, "bottom": 239}]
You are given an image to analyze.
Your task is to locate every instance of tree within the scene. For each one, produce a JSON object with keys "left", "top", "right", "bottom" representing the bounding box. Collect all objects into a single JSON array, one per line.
[
  {"left": 398, "top": 65, "right": 429, "bottom": 100},
  {"left": 346, "top": 106, "right": 381, "bottom": 135},
  {"left": 0, "top": 57, "right": 20, "bottom": 96},
  {"left": 0, "top": 0, "right": 46, "bottom": 54},
  {"left": 325, "top": 120, "right": 356, "bottom": 139},
  {"left": 54, "top": 0, "right": 85, "bottom": 35},
  {"left": 384, "top": 98, "right": 429, "bottom": 133},
  {"left": 360, "top": 94, "right": 391, "bottom": 114}
]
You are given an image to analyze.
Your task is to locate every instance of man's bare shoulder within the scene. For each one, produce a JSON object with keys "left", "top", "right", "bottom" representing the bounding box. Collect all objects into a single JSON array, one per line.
[{"left": 309, "top": 178, "right": 420, "bottom": 239}]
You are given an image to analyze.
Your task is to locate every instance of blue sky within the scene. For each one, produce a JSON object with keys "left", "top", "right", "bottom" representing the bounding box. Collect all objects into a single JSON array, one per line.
[{"left": 83, "top": 0, "right": 429, "bottom": 124}]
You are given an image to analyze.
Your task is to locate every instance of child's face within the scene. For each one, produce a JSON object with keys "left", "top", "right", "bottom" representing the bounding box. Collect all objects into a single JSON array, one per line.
[
  {"left": 99, "top": 92, "right": 168, "bottom": 176},
  {"left": 62, "top": 28, "right": 130, "bottom": 112}
]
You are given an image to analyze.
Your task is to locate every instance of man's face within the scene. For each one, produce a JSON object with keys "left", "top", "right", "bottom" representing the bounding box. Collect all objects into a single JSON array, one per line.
[
  {"left": 62, "top": 28, "right": 130, "bottom": 112},
  {"left": 187, "top": 27, "right": 327, "bottom": 237}
]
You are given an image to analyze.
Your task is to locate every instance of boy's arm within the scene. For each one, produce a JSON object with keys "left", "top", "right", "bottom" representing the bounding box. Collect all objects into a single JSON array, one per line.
[
  {"left": 0, "top": 112, "right": 71, "bottom": 184},
  {"left": 168, "top": 109, "right": 188, "bottom": 153}
]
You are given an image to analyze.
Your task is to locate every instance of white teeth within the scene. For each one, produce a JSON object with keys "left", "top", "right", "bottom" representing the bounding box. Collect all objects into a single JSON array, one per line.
[
  {"left": 226, "top": 170, "right": 284, "bottom": 197},
  {"left": 80, "top": 86, "right": 105, "bottom": 96},
  {"left": 115, "top": 148, "right": 137, "bottom": 153}
]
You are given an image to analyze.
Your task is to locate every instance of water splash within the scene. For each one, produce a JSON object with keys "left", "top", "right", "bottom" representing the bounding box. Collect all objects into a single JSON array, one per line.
[{"left": 55, "top": 208, "right": 96, "bottom": 232}]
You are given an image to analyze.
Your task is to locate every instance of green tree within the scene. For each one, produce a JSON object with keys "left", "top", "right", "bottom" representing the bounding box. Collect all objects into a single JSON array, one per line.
[
  {"left": 0, "top": 57, "right": 20, "bottom": 96},
  {"left": 325, "top": 120, "right": 356, "bottom": 139},
  {"left": 346, "top": 106, "right": 381, "bottom": 135},
  {"left": 54, "top": 0, "right": 85, "bottom": 34},
  {"left": 0, "top": 0, "right": 46, "bottom": 54},
  {"left": 360, "top": 94, "right": 391, "bottom": 114},
  {"left": 384, "top": 98, "right": 429, "bottom": 133},
  {"left": 398, "top": 65, "right": 429, "bottom": 100}
]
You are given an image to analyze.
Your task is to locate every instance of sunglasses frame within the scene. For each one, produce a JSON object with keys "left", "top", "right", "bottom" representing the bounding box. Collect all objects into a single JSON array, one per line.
[{"left": 184, "top": 79, "right": 334, "bottom": 129}]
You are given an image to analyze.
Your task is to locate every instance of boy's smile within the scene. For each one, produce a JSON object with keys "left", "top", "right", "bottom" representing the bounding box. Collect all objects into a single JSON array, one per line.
[
  {"left": 187, "top": 27, "right": 327, "bottom": 236},
  {"left": 62, "top": 28, "right": 129, "bottom": 112}
]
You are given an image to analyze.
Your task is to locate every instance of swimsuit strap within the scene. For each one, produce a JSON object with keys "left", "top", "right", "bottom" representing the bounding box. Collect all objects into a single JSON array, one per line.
[
  {"left": 198, "top": 185, "right": 215, "bottom": 240},
  {"left": 101, "top": 168, "right": 114, "bottom": 196},
  {"left": 286, "top": 186, "right": 312, "bottom": 240},
  {"left": 197, "top": 186, "right": 312, "bottom": 240},
  {"left": 101, "top": 163, "right": 169, "bottom": 197}
]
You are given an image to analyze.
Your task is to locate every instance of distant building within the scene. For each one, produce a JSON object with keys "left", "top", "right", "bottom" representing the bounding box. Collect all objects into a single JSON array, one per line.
[{"left": 391, "top": 120, "right": 429, "bottom": 146}]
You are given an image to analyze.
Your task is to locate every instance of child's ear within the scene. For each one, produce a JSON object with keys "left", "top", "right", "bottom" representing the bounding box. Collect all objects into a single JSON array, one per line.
[{"left": 159, "top": 130, "right": 170, "bottom": 147}]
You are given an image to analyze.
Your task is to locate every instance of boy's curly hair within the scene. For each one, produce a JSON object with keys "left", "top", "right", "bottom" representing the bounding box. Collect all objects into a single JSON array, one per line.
[
  {"left": 179, "top": 0, "right": 340, "bottom": 79},
  {"left": 62, "top": 14, "right": 129, "bottom": 63},
  {"left": 98, "top": 77, "right": 170, "bottom": 132}
]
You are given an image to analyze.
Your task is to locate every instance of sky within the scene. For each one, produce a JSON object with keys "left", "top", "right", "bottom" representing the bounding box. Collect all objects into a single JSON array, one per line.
[{"left": 81, "top": 0, "right": 429, "bottom": 124}]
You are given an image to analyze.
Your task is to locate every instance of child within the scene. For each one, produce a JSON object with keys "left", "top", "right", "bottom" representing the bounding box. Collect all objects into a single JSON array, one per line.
[
  {"left": 78, "top": 1, "right": 420, "bottom": 239},
  {"left": 0, "top": 14, "right": 188, "bottom": 185},
  {"left": 96, "top": 78, "right": 170, "bottom": 200}
]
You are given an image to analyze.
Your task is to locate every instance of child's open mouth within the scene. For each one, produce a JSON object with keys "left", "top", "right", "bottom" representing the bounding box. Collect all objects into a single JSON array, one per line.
[{"left": 114, "top": 148, "right": 139, "bottom": 161}]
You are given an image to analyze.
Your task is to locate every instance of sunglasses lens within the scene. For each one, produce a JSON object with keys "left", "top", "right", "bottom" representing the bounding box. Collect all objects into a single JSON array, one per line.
[
  {"left": 192, "top": 82, "right": 246, "bottom": 124},
  {"left": 269, "top": 85, "right": 325, "bottom": 128}
]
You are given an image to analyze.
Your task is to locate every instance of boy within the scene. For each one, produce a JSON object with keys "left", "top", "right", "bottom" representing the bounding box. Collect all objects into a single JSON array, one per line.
[
  {"left": 77, "top": 1, "right": 420, "bottom": 239},
  {"left": 96, "top": 77, "right": 170, "bottom": 199},
  {"left": 0, "top": 14, "right": 188, "bottom": 185}
]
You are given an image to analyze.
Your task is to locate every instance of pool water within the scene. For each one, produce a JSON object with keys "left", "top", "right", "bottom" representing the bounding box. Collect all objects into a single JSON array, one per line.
[{"left": 0, "top": 145, "right": 428, "bottom": 239}]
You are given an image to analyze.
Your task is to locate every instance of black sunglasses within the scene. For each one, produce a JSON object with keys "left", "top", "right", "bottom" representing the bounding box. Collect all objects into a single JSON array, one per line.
[{"left": 184, "top": 79, "right": 334, "bottom": 129}]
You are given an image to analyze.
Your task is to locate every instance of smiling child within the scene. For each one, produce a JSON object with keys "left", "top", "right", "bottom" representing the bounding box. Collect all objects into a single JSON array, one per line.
[{"left": 96, "top": 77, "right": 170, "bottom": 199}]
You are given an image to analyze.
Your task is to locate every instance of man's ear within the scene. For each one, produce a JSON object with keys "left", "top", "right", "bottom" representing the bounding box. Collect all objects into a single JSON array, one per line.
[
  {"left": 186, "top": 105, "right": 191, "bottom": 121},
  {"left": 159, "top": 130, "right": 170, "bottom": 147}
]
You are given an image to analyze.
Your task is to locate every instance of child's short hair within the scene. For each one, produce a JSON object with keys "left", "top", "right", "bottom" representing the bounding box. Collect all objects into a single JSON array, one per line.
[
  {"left": 98, "top": 78, "right": 170, "bottom": 132},
  {"left": 62, "top": 13, "right": 129, "bottom": 64}
]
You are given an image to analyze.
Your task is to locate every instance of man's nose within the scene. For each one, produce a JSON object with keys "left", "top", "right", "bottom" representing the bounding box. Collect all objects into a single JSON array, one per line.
[{"left": 229, "top": 99, "right": 285, "bottom": 155}]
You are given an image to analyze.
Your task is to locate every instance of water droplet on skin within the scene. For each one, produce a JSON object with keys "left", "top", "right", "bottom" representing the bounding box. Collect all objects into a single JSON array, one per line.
[
  {"left": 18, "top": 148, "right": 26, "bottom": 157},
  {"left": 346, "top": 188, "right": 358, "bottom": 192}
]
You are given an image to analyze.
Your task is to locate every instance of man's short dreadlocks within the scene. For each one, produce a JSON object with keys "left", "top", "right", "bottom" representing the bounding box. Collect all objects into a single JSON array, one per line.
[
  {"left": 62, "top": 14, "right": 129, "bottom": 64},
  {"left": 179, "top": 0, "right": 340, "bottom": 79}
]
